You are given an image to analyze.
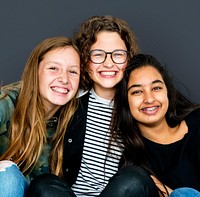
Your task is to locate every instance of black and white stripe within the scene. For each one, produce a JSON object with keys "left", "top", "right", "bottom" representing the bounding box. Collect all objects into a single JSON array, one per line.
[{"left": 72, "top": 89, "right": 122, "bottom": 196}]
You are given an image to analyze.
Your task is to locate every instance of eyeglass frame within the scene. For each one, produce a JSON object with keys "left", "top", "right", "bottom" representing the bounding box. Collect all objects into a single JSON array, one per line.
[{"left": 89, "top": 49, "right": 128, "bottom": 64}]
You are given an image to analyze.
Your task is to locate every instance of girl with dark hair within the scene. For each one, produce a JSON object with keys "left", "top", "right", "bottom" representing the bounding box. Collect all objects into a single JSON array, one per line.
[{"left": 113, "top": 54, "right": 200, "bottom": 196}]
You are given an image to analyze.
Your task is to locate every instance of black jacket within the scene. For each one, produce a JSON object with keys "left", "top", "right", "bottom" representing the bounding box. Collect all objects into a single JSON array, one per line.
[{"left": 62, "top": 92, "right": 89, "bottom": 186}]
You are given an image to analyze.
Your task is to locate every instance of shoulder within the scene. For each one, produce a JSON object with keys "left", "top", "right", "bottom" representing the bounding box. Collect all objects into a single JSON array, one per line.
[
  {"left": 66, "top": 91, "right": 90, "bottom": 133},
  {"left": 1, "top": 81, "right": 21, "bottom": 91},
  {"left": 185, "top": 108, "right": 200, "bottom": 130},
  {"left": 0, "top": 81, "right": 21, "bottom": 101},
  {"left": 186, "top": 108, "right": 200, "bottom": 121},
  {"left": 0, "top": 81, "right": 21, "bottom": 110},
  {"left": 77, "top": 90, "right": 90, "bottom": 106},
  {"left": 0, "top": 81, "right": 21, "bottom": 128},
  {"left": 76, "top": 89, "right": 88, "bottom": 98}
]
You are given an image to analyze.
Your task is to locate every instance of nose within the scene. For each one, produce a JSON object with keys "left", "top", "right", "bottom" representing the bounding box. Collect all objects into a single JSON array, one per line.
[
  {"left": 58, "top": 72, "right": 68, "bottom": 84},
  {"left": 144, "top": 92, "right": 155, "bottom": 104},
  {"left": 103, "top": 54, "right": 114, "bottom": 68}
]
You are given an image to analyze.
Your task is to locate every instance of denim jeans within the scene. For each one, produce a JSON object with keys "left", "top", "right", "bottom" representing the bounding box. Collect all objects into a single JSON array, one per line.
[
  {"left": 169, "top": 187, "right": 200, "bottom": 197},
  {"left": 0, "top": 160, "right": 28, "bottom": 197}
]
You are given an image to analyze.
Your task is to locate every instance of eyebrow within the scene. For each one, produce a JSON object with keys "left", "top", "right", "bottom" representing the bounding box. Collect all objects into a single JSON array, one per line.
[
  {"left": 45, "top": 61, "right": 60, "bottom": 65},
  {"left": 45, "top": 61, "right": 80, "bottom": 67},
  {"left": 127, "top": 79, "right": 164, "bottom": 91}
]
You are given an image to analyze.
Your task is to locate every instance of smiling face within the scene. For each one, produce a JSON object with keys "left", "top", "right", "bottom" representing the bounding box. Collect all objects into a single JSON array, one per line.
[
  {"left": 38, "top": 46, "right": 80, "bottom": 112},
  {"left": 89, "top": 31, "right": 127, "bottom": 99},
  {"left": 127, "top": 66, "right": 169, "bottom": 128}
]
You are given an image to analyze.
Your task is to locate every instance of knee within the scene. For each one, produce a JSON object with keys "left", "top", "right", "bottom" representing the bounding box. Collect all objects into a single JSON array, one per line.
[
  {"left": 118, "top": 165, "right": 154, "bottom": 185},
  {"left": 169, "top": 187, "right": 200, "bottom": 197},
  {"left": 0, "top": 160, "right": 17, "bottom": 172},
  {"left": 0, "top": 160, "right": 22, "bottom": 183},
  {"left": 28, "top": 173, "right": 55, "bottom": 194},
  {"left": 27, "top": 174, "right": 50, "bottom": 196},
  {"left": 27, "top": 173, "right": 74, "bottom": 197},
  {"left": 0, "top": 160, "right": 28, "bottom": 196},
  {"left": 113, "top": 166, "right": 159, "bottom": 196}
]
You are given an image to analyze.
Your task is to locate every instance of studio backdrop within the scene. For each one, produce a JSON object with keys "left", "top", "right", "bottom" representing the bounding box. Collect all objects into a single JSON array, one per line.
[{"left": 1, "top": 0, "right": 200, "bottom": 102}]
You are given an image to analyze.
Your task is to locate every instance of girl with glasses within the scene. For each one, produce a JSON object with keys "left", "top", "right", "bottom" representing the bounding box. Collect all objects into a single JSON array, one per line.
[{"left": 27, "top": 16, "right": 160, "bottom": 197}]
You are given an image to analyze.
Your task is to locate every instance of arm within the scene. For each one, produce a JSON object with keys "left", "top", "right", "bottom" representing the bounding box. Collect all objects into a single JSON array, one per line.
[
  {"left": 151, "top": 175, "right": 172, "bottom": 197},
  {"left": 0, "top": 81, "right": 21, "bottom": 131},
  {"left": 0, "top": 81, "right": 21, "bottom": 155}
]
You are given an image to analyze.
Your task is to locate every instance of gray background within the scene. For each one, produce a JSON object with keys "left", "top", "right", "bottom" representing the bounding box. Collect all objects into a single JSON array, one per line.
[{"left": 1, "top": 0, "right": 200, "bottom": 102}]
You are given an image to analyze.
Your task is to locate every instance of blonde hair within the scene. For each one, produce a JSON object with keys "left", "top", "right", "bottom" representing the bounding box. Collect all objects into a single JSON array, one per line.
[{"left": 0, "top": 37, "right": 80, "bottom": 176}]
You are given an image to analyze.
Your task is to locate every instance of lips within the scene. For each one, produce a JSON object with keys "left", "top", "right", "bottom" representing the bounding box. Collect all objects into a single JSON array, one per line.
[
  {"left": 141, "top": 106, "right": 159, "bottom": 115},
  {"left": 51, "top": 86, "right": 69, "bottom": 94}
]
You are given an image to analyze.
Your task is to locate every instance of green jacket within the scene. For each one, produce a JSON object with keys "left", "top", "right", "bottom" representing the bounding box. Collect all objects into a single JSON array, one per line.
[{"left": 0, "top": 82, "right": 57, "bottom": 183}]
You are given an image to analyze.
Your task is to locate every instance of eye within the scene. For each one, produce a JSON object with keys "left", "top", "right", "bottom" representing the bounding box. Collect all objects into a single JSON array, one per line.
[
  {"left": 49, "top": 66, "right": 58, "bottom": 71},
  {"left": 68, "top": 68, "right": 80, "bottom": 75},
  {"left": 131, "top": 89, "right": 143, "bottom": 95},
  {"left": 93, "top": 53, "right": 104, "bottom": 58},
  {"left": 69, "top": 70, "right": 78, "bottom": 74},
  {"left": 153, "top": 86, "right": 162, "bottom": 91},
  {"left": 96, "top": 53, "right": 103, "bottom": 57},
  {"left": 113, "top": 52, "right": 123, "bottom": 58}
]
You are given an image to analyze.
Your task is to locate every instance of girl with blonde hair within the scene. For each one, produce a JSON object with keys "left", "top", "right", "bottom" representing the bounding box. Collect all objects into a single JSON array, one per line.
[{"left": 0, "top": 36, "right": 81, "bottom": 196}]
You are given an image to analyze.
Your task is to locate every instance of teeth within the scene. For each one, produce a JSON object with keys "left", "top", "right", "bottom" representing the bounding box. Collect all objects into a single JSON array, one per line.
[
  {"left": 51, "top": 87, "right": 69, "bottom": 94},
  {"left": 100, "top": 71, "right": 116, "bottom": 76},
  {"left": 143, "top": 107, "right": 158, "bottom": 111}
]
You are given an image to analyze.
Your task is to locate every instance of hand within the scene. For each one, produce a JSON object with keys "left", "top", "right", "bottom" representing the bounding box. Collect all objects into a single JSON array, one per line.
[{"left": 151, "top": 175, "right": 172, "bottom": 197}]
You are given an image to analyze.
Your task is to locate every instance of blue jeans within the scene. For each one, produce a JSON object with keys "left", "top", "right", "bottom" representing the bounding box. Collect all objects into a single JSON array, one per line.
[
  {"left": 0, "top": 160, "right": 28, "bottom": 197},
  {"left": 170, "top": 187, "right": 200, "bottom": 197}
]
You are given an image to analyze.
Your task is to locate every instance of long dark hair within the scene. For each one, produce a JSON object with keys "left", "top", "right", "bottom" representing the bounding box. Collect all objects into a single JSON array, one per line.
[
  {"left": 112, "top": 54, "right": 200, "bottom": 167},
  {"left": 111, "top": 53, "right": 200, "bottom": 196}
]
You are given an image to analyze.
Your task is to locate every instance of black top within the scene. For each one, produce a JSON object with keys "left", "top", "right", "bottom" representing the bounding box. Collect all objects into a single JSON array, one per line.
[
  {"left": 143, "top": 109, "right": 200, "bottom": 191},
  {"left": 62, "top": 92, "right": 89, "bottom": 186}
]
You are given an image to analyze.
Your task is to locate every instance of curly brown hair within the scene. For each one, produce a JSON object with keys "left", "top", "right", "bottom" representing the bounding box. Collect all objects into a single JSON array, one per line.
[{"left": 73, "top": 15, "right": 140, "bottom": 91}]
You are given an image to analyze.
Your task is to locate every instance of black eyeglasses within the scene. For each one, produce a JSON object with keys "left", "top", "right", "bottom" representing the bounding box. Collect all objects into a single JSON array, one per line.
[{"left": 89, "top": 49, "right": 128, "bottom": 64}]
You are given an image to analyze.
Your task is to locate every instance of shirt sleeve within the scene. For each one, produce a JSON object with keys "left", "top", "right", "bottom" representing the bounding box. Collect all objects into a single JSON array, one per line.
[
  {"left": 0, "top": 81, "right": 21, "bottom": 156},
  {"left": 0, "top": 81, "right": 21, "bottom": 128}
]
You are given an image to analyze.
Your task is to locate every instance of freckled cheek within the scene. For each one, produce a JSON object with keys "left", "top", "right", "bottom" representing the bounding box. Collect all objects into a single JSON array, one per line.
[
  {"left": 39, "top": 75, "right": 56, "bottom": 95},
  {"left": 70, "top": 78, "right": 80, "bottom": 90}
]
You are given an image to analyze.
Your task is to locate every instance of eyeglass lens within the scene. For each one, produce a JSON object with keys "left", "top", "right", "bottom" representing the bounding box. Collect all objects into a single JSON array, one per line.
[{"left": 89, "top": 50, "right": 127, "bottom": 64}]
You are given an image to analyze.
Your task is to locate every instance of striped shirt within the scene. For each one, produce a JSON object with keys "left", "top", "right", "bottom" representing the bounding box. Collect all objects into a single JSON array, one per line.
[{"left": 72, "top": 89, "right": 123, "bottom": 196}]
